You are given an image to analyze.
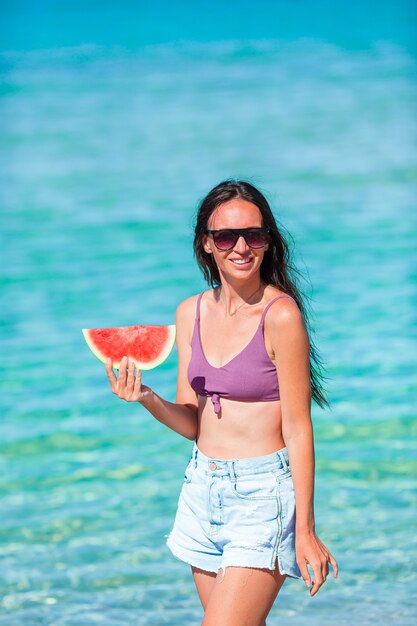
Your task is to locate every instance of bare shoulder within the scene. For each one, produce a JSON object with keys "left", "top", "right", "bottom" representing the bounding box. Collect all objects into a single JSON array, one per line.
[
  {"left": 175, "top": 291, "right": 213, "bottom": 341},
  {"left": 174, "top": 295, "right": 198, "bottom": 347},
  {"left": 264, "top": 290, "right": 305, "bottom": 330},
  {"left": 176, "top": 289, "right": 216, "bottom": 319},
  {"left": 176, "top": 293, "right": 199, "bottom": 321},
  {"left": 264, "top": 292, "right": 310, "bottom": 365}
]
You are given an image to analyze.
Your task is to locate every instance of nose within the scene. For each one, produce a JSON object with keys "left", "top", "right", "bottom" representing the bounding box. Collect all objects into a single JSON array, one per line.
[{"left": 233, "top": 235, "right": 250, "bottom": 253}]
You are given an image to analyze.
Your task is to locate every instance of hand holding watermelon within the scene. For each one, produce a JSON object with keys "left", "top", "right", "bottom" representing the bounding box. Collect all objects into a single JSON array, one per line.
[
  {"left": 82, "top": 323, "right": 176, "bottom": 402},
  {"left": 105, "top": 356, "right": 153, "bottom": 403}
]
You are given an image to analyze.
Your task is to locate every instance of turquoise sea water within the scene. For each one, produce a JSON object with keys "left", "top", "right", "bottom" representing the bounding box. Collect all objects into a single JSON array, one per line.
[{"left": 1, "top": 2, "right": 417, "bottom": 624}]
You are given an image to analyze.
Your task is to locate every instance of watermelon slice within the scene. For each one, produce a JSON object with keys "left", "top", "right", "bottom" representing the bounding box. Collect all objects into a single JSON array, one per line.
[{"left": 82, "top": 324, "right": 176, "bottom": 370}]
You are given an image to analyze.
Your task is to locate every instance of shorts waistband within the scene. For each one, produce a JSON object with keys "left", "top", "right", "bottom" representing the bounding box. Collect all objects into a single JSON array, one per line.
[{"left": 190, "top": 441, "right": 290, "bottom": 476}]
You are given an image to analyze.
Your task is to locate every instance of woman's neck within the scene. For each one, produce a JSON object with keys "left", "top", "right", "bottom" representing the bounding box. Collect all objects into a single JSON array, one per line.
[{"left": 216, "top": 278, "right": 265, "bottom": 315}]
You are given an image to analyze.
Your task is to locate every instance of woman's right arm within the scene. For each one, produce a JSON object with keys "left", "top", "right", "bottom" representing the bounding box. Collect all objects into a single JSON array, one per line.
[{"left": 104, "top": 296, "right": 199, "bottom": 441}]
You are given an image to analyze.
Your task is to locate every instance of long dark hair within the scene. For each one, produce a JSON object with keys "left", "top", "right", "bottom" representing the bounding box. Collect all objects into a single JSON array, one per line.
[{"left": 193, "top": 179, "right": 331, "bottom": 410}]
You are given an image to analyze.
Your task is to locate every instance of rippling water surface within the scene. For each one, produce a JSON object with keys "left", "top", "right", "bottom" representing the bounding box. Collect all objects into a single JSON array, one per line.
[{"left": 1, "top": 2, "right": 416, "bottom": 624}]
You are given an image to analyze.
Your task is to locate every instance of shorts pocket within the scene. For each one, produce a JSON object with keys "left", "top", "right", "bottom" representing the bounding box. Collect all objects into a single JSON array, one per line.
[
  {"left": 183, "top": 458, "right": 196, "bottom": 483},
  {"left": 232, "top": 471, "right": 278, "bottom": 500},
  {"left": 273, "top": 467, "right": 293, "bottom": 483}
]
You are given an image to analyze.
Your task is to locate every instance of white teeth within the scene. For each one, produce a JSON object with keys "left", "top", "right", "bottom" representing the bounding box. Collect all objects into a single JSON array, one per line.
[{"left": 232, "top": 258, "right": 252, "bottom": 265}]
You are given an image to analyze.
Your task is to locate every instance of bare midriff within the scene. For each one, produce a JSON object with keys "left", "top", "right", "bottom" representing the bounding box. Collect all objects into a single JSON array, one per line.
[{"left": 195, "top": 396, "right": 285, "bottom": 459}]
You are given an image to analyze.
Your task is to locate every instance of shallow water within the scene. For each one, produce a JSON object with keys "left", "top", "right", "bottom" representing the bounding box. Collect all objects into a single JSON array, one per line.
[{"left": 1, "top": 1, "right": 417, "bottom": 624}]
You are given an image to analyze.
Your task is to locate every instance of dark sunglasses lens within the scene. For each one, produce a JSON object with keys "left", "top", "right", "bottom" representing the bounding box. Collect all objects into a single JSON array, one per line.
[
  {"left": 245, "top": 230, "right": 268, "bottom": 248},
  {"left": 213, "top": 231, "right": 237, "bottom": 250}
]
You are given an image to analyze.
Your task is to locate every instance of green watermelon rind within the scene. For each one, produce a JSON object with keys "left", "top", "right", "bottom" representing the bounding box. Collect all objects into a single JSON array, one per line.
[{"left": 82, "top": 324, "right": 176, "bottom": 370}]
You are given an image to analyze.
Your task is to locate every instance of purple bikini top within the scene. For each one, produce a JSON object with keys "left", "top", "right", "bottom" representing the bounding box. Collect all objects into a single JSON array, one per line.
[{"left": 187, "top": 292, "right": 295, "bottom": 414}]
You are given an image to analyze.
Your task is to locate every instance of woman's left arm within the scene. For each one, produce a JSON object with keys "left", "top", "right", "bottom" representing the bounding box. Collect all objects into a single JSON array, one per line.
[{"left": 267, "top": 299, "right": 338, "bottom": 596}]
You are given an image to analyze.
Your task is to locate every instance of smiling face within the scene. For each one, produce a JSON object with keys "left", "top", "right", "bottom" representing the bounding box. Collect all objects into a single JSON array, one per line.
[{"left": 202, "top": 198, "right": 269, "bottom": 282}]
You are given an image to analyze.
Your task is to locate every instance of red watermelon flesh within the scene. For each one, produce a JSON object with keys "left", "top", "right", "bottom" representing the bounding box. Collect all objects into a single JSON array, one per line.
[{"left": 82, "top": 324, "right": 176, "bottom": 370}]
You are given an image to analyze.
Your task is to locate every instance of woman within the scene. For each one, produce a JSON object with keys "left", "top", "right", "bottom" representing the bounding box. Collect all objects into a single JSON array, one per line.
[{"left": 105, "top": 180, "right": 338, "bottom": 625}]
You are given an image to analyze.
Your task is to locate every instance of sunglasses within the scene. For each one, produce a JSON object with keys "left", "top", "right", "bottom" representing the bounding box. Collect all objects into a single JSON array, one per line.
[{"left": 205, "top": 227, "right": 271, "bottom": 251}]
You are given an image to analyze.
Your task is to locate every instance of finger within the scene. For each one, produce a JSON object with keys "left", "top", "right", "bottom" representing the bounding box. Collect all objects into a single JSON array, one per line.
[
  {"left": 310, "top": 578, "right": 324, "bottom": 597},
  {"left": 127, "top": 358, "right": 135, "bottom": 392},
  {"left": 321, "top": 559, "right": 329, "bottom": 585},
  {"left": 310, "top": 562, "right": 324, "bottom": 596},
  {"left": 329, "top": 552, "right": 338, "bottom": 578},
  {"left": 298, "top": 561, "right": 311, "bottom": 589},
  {"left": 133, "top": 367, "right": 142, "bottom": 396},
  {"left": 105, "top": 358, "right": 117, "bottom": 391},
  {"left": 320, "top": 549, "right": 329, "bottom": 578},
  {"left": 118, "top": 356, "right": 128, "bottom": 390}
]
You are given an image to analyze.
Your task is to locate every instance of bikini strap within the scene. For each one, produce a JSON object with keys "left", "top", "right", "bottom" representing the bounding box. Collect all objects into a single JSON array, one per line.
[
  {"left": 195, "top": 292, "right": 204, "bottom": 320},
  {"left": 260, "top": 295, "right": 295, "bottom": 325}
]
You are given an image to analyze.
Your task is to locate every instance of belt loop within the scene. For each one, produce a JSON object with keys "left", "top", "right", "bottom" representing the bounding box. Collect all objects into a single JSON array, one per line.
[
  {"left": 228, "top": 460, "right": 237, "bottom": 483},
  {"left": 277, "top": 449, "right": 289, "bottom": 472},
  {"left": 192, "top": 442, "right": 198, "bottom": 467}
]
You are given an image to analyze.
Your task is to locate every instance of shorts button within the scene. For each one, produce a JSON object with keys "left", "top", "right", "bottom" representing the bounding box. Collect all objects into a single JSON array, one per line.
[{"left": 209, "top": 462, "right": 217, "bottom": 470}]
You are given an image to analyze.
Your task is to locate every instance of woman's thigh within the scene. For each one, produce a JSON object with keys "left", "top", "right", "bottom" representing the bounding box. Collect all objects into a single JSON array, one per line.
[
  {"left": 201, "top": 566, "right": 287, "bottom": 626},
  {"left": 191, "top": 566, "right": 217, "bottom": 610}
]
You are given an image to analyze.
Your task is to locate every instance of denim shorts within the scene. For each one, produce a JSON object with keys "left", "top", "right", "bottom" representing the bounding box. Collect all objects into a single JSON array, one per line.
[{"left": 166, "top": 442, "right": 302, "bottom": 580}]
